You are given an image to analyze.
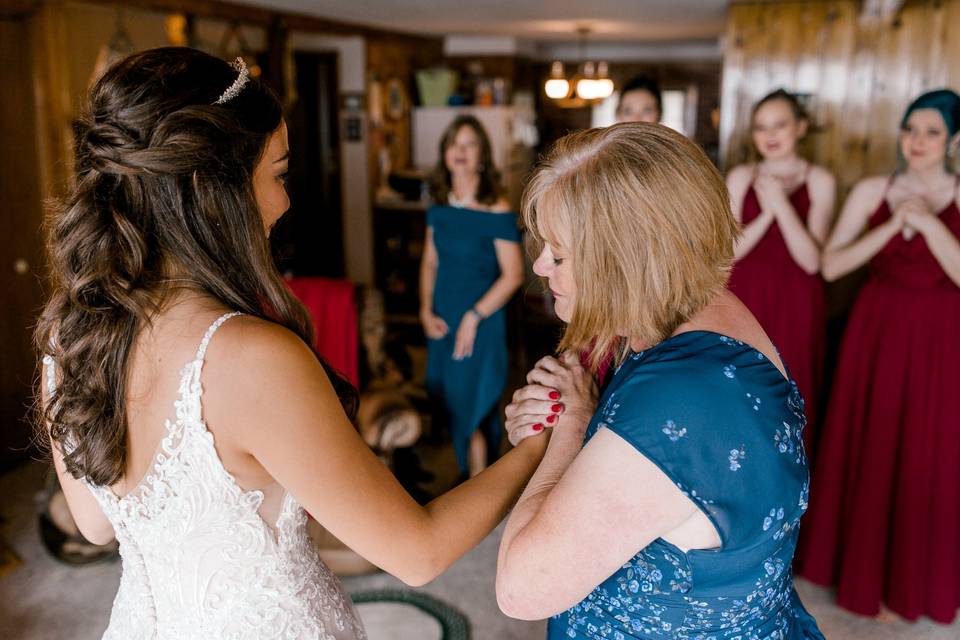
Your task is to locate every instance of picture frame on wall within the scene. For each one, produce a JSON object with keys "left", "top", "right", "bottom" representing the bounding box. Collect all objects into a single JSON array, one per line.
[{"left": 386, "top": 77, "right": 407, "bottom": 121}]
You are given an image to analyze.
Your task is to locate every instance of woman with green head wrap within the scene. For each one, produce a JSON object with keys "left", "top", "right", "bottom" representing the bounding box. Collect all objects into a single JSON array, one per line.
[{"left": 797, "top": 88, "right": 960, "bottom": 624}]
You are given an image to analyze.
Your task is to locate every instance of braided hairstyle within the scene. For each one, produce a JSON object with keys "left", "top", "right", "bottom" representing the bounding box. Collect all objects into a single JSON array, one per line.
[{"left": 35, "top": 47, "right": 357, "bottom": 486}]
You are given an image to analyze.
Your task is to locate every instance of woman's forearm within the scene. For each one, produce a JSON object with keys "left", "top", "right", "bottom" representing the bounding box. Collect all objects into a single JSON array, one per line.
[
  {"left": 497, "top": 424, "right": 586, "bottom": 580},
  {"left": 472, "top": 273, "right": 523, "bottom": 317},
  {"left": 734, "top": 209, "right": 776, "bottom": 260},
  {"left": 773, "top": 203, "right": 821, "bottom": 274},
  {"left": 419, "top": 259, "right": 437, "bottom": 313},
  {"left": 822, "top": 218, "right": 900, "bottom": 281},
  {"left": 407, "top": 435, "right": 548, "bottom": 584}
]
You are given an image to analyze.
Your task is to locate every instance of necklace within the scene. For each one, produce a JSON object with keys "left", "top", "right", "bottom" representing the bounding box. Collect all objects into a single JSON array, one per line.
[{"left": 448, "top": 191, "right": 477, "bottom": 208}]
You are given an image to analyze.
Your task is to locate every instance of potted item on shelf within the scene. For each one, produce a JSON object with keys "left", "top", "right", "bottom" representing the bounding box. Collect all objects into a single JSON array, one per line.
[{"left": 415, "top": 68, "right": 458, "bottom": 107}]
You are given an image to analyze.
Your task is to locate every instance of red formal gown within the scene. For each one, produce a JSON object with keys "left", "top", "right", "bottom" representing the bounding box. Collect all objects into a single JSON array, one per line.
[
  {"left": 796, "top": 185, "right": 960, "bottom": 624},
  {"left": 727, "top": 179, "right": 825, "bottom": 455}
]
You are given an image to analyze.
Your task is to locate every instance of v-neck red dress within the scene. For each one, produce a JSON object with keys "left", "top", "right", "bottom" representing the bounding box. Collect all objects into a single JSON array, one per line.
[{"left": 796, "top": 183, "right": 960, "bottom": 623}]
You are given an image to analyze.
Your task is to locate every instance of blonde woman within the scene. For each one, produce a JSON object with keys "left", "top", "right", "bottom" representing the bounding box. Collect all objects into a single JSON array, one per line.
[{"left": 496, "top": 123, "right": 823, "bottom": 639}]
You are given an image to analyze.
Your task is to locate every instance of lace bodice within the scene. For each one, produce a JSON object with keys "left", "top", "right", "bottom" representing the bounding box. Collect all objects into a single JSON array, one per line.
[{"left": 45, "top": 312, "right": 366, "bottom": 640}]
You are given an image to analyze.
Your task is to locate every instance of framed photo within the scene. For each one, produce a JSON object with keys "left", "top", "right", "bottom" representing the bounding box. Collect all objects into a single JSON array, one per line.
[{"left": 385, "top": 77, "right": 407, "bottom": 121}]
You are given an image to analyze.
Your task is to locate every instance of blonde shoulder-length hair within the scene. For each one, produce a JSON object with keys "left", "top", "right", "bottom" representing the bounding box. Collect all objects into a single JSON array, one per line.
[{"left": 521, "top": 122, "right": 740, "bottom": 370}]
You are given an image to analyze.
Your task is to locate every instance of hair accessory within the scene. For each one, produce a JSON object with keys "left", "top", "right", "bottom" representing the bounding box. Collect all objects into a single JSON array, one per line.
[{"left": 214, "top": 57, "right": 249, "bottom": 105}]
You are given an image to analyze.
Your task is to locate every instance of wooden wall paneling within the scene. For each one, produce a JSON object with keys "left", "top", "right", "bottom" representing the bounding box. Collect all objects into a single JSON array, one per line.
[
  {"left": 871, "top": 6, "right": 918, "bottom": 174},
  {"left": 0, "top": 16, "right": 47, "bottom": 466},
  {"left": 722, "top": 0, "right": 960, "bottom": 319},
  {"left": 722, "top": 0, "right": 960, "bottom": 196},
  {"left": 946, "top": 0, "right": 960, "bottom": 88},
  {"left": 365, "top": 34, "right": 443, "bottom": 190},
  {"left": 721, "top": 1, "right": 772, "bottom": 168},
  {"left": 27, "top": 0, "right": 73, "bottom": 200},
  {"left": 810, "top": 3, "right": 858, "bottom": 186}
]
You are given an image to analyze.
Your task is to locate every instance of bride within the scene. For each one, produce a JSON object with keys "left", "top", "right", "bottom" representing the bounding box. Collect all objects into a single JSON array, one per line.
[{"left": 37, "top": 47, "right": 548, "bottom": 639}]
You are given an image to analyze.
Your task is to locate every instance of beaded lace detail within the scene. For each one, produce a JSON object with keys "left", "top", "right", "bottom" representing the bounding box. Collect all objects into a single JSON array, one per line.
[{"left": 45, "top": 313, "right": 366, "bottom": 640}]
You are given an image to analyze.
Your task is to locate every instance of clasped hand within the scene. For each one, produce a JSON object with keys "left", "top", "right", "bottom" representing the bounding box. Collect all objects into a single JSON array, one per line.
[{"left": 505, "top": 352, "right": 599, "bottom": 447}]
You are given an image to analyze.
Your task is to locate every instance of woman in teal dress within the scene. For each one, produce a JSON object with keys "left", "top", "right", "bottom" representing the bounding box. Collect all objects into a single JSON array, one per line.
[
  {"left": 420, "top": 115, "right": 524, "bottom": 477},
  {"left": 495, "top": 123, "right": 823, "bottom": 639}
]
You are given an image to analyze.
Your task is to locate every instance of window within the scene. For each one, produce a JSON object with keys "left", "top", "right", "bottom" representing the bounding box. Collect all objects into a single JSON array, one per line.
[{"left": 592, "top": 87, "right": 696, "bottom": 138}]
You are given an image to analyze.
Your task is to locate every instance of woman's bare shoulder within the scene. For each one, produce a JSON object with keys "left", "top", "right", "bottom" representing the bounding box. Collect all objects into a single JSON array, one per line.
[
  {"left": 485, "top": 197, "right": 512, "bottom": 213},
  {"left": 726, "top": 163, "right": 755, "bottom": 185},
  {"left": 807, "top": 164, "right": 836, "bottom": 186},
  {"left": 212, "top": 314, "right": 315, "bottom": 373}
]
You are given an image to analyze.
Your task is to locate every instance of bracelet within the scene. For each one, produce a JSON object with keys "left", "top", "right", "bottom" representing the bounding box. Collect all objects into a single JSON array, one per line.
[{"left": 468, "top": 306, "right": 485, "bottom": 321}]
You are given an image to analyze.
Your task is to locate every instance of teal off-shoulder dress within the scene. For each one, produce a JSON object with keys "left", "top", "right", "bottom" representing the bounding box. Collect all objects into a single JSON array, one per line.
[
  {"left": 549, "top": 331, "right": 824, "bottom": 639},
  {"left": 426, "top": 204, "right": 521, "bottom": 472}
]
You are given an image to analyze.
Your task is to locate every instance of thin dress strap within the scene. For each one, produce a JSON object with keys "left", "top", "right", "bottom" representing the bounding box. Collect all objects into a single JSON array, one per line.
[
  {"left": 194, "top": 312, "right": 242, "bottom": 363},
  {"left": 883, "top": 174, "right": 896, "bottom": 197}
]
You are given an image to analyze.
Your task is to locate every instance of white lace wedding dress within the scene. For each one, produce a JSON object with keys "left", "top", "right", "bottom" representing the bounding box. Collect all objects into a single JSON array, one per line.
[{"left": 45, "top": 312, "right": 367, "bottom": 640}]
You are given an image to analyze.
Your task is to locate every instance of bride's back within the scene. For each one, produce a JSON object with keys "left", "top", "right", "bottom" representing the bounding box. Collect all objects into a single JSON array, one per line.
[
  {"left": 36, "top": 47, "right": 366, "bottom": 639},
  {"left": 53, "top": 302, "right": 364, "bottom": 639}
]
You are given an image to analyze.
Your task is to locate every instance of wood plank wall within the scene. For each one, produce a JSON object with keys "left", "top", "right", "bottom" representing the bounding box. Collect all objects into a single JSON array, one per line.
[
  {"left": 366, "top": 35, "right": 443, "bottom": 192},
  {"left": 721, "top": 0, "right": 960, "bottom": 196}
]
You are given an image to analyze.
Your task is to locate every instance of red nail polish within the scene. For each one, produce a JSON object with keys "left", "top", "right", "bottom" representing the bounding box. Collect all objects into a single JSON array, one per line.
[
  {"left": 551, "top": 403, "right": 562, "bottom": 413},
  {"left": 546, "top": 414, "right": 557, "bottom": 424},
  {"left": 549, "top": 391, "right": 560, "bottom": 400},
  {"left": 533, "top": 423, "right": 543, "bottom": 431}
]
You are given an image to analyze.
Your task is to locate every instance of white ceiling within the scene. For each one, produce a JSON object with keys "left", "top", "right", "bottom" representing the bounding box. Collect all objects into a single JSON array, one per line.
[{"left": 231, "top": 0, "right": 728, "bottom": 43}]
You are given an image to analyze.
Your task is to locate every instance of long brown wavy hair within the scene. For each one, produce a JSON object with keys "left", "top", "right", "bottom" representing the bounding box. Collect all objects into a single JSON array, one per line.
[
  {"left": 428, "top": 114, "right": 502, "bottom": 206},
  {"left": 35, "top": 47, "right": 357, "bottom": 487}
]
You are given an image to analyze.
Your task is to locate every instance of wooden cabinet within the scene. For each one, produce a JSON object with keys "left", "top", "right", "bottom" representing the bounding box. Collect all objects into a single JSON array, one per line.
[{"left": 373, "top": 200, "right": 428, "bottom": 323}]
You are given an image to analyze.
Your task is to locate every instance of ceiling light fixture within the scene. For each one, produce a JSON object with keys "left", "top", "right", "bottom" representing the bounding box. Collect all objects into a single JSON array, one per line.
[{"left": 544, "top": 26, "right": 614, "bottom": 107}]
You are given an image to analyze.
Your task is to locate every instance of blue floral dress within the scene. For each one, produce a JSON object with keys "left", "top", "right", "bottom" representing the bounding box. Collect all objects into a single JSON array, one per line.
[{"left": 548, "top": 331, "right": 824, "bottom": 639}]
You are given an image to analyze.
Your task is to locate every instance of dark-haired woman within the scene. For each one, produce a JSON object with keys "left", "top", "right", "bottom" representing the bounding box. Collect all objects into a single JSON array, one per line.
[
  {"left": 38, "top": 49, "right": 548, "bottom": 639},
  {"left": 420, "top": 115, "right": 525, "bottom": 478},
  {"left": 616, "top": 74, "right": 662, "bottom": 124},
  {"left": 725, "top": 89, "right": 836, "bottom": 456},
  {"left": 796, "top": 89, "right": 960, "bottom": 624}
]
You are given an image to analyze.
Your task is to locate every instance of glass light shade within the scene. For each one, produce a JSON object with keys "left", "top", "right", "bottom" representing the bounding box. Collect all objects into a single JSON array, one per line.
[
  {"left": 595, "top": 78, "right": 614, "bottom": 99},
  {"left": 545, "top": 78, "right": 570, "bottom": 99},
  {"left": 576, "top": 78, "right": 602, "bottom": 100}
]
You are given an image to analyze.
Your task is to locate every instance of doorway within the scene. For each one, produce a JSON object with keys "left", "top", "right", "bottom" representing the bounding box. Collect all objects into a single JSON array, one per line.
[
  {"left": 271, "top": 51, "right": 344, "bottom": 277},
  {"left": 0, "top": 17, "right": 46, "bottom": 470}
]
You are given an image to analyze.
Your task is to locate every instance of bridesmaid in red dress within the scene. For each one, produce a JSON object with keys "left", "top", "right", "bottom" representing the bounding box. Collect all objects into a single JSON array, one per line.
[
  {"left": 726, "top": 90, "right": 837, "bottom": 456},
  {"left": 796, "top": 88, "right": 960, "bottom": 624}
]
